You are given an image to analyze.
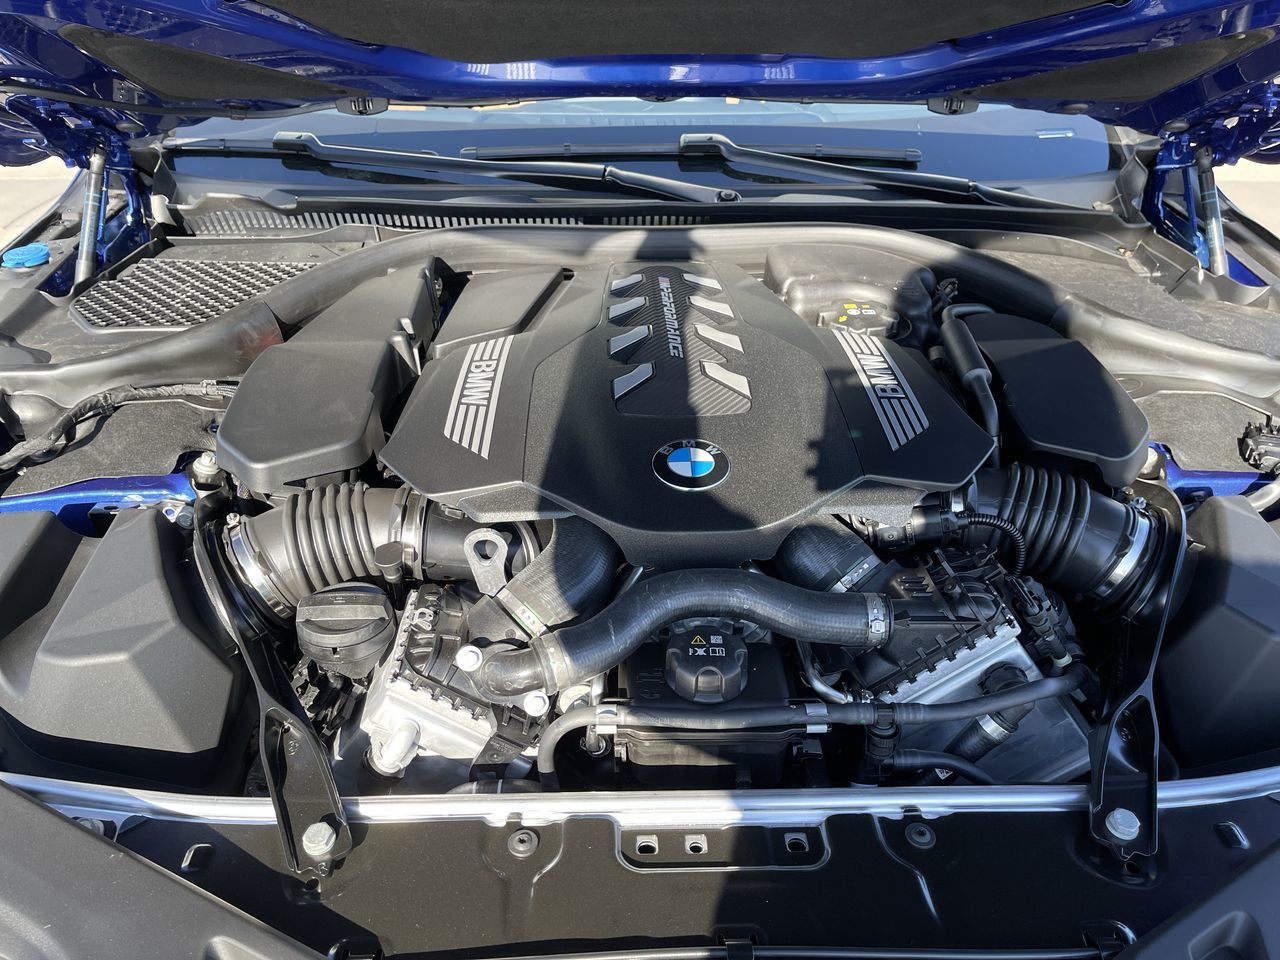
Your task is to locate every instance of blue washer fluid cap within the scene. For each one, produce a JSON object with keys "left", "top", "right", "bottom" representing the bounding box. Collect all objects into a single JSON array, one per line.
[{"left": 2, "top": 242, "right": 50, "bottom": 268}]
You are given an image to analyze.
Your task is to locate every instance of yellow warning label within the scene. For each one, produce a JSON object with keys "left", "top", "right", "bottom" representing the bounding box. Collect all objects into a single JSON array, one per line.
[{"left": 690, "top": 635, "right": 707, "bottom": 645}]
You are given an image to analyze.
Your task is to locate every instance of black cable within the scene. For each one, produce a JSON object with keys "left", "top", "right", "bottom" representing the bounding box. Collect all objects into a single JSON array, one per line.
[
  {"left": 537, "top": 664, "right": 1089, "bottom": 782},
  {"left": 0, "top": 382, "right": 237, "bottom": 475},
  {"left": 956, "top": 511, "right": 1027, "bottom": 575},
  {"left": 887, "top": 749, "right": 1000, "bottom": 785}
]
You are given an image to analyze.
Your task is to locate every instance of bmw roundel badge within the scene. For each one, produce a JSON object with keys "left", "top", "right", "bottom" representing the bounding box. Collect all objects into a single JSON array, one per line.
[{"left": 653, "top": 439, "right": 729, "bottom": 491}]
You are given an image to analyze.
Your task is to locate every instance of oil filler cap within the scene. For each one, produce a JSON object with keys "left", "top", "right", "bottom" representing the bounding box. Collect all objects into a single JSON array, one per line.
[
  {"left": 296, "top": 583, "right": 395, "bottom": 678},
  {"left": 665, "top": 626, "right": 748, "bottom": 704}
]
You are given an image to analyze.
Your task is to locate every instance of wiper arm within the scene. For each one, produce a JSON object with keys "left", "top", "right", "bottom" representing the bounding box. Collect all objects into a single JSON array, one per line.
[
  {"left": 265, "top": 131, "right": 739, "bottom": 203},
  {"left": 677, "top": 132, "right": 1082, "bottom": 209},
  {"left": 461, "top": 140, "right": 922, "bottom": 167}
]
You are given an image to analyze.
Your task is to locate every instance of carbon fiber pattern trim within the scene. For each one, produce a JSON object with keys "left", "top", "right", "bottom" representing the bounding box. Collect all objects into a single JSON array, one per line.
[
  {"left": 71, "top": 258, "right": 316, "bottom": 328},
  {"left": 606, "top": 265, "right": 751, "bottom": 418}
]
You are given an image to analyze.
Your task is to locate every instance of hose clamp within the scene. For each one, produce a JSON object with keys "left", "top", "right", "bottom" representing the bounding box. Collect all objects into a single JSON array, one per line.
[
  {"left": 977, "top": 713, "right": 1013, "bottom": 743},
  {"left": 865, "top": 595, "right": 889, "bottom": 643},
  {"left": 1094, "top": 511, "right": 1151, "bottom": 602},
  {"left": 390, "top": 486, "right": 429, "bottom": 580},
  {"left": 496, "top": 587, "right": 548, "bottom": 638},
  {"left": 224, "top": 522, "right": 293, "bottom": 620},
  {"left": 804, "top": 701, "right": 830, "bottom": 734},
  {"left": 594, "top": 705, "right": 620, "bottom": 737}
]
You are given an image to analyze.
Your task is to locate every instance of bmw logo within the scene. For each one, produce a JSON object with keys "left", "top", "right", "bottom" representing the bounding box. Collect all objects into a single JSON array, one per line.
[{"left": 653, "top": 439, "right": 730, "bottom": 491}]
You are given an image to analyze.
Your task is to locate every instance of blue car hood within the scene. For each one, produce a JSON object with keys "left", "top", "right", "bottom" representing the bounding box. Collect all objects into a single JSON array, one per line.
[{"left": 2, "top": 0, "right": 1280, "bottom": 167}]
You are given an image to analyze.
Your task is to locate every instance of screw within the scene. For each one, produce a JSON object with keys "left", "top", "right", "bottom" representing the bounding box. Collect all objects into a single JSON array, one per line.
[
  {"left": 1105, "top": 807, "right": 1142, "bottom": 842},
  {"left": 906, "top": 823, "right": 936, "bottom": 850},
  {"left": 507, "top": 828, "right": 539, "bottom": 858},
  {"left": 522, "top": 690, "right": 551, "bottom": 717},
  {"left": 454, "top": 645, "right": 483, "bottom": 672},
  {"left": 301, "top": 821, "right": 337, "bottom": 859},
  {"left": 717, "top": 189, "right": 738, "bottom": 202}
]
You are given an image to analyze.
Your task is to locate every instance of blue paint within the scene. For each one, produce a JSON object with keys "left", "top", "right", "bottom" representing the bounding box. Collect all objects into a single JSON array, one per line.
[
  {"left": 1154, "top": 444, "right": 1266, "bottom": 502},
  {"left": 0, "top": 473, "right": 195, "bottom": 534},
  {"left": 2, "top": 0, "right": 1280, "bottom": 166},
  {"left": 2, "top": 241, "right": 48, "bottom": 267}
]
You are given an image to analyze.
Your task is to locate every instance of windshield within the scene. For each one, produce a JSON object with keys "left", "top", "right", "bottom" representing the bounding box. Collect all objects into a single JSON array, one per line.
[{"left": 176, "top": 98, "right": 1116, "bottom": 183}]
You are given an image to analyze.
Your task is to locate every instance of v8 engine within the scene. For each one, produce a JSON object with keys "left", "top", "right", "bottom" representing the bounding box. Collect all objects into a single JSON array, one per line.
[
  {"left": 6, "top": 226, "right": 1276, "bottom": 844},
  {"left": 375, "top": 258, "right": 993, "bottom": 567}
]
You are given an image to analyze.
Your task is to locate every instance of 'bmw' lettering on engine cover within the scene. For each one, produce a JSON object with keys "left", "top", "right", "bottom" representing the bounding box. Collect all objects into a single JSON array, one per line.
[
  {"left": 443, "top": 335, "right": 514, "bottom": 458},
  {"left": 656, "top": 275, "right": 685, "bottom": 358},
  {"left": 653, "top": 439, "right": 730, "bottom": 490},
  {"left": 831, "top": 326, "right": 929, "bottom": 450}
]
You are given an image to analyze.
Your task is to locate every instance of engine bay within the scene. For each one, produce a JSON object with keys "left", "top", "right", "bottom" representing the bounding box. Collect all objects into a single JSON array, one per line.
[{"left": 2, "top": 221, "right": 1279, "bottom": 876}]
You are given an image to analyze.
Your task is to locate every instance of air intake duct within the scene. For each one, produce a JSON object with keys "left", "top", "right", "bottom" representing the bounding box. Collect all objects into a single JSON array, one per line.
[
  {"left": 222, "top": 483, "right": 619, "bottom": 626},
  {"left": 965, "top": 465, "right": 1166, "bottom": 619},
  {"left": 878, "top": 465, "right": 1168, "bottom": 621}
]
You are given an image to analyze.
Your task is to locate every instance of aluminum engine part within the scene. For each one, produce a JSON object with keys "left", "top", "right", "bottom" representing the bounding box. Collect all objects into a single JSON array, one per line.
[
  {"left": 879, "top": 603, "right": 1090, "bottom": 783},
  {"left": 359, "top": 588, "right": 532, "bottom": 786}
]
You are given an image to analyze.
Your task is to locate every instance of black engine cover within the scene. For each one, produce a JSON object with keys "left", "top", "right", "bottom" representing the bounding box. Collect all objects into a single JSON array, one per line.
[{"left": 380, "top": 261, "right": 993, "bottom": 566}]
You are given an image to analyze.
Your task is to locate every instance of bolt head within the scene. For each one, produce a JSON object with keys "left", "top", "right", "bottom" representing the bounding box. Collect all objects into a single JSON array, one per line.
[
  {"left": 507, "top": 828, "right": 539, "bottom": 858},
  {"left": 521, "top": 690, "right": 550, "bottom": 717},
  {"left": 1105, "top": 807, "right": 1142, "bottom": 842},
  {"left": 301, "top": 821, "right": 337, "bottom": 859}
]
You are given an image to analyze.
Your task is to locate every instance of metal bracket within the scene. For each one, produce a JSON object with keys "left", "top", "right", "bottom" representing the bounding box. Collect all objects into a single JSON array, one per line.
[
  {"left": 190, "top": 497, "right": 352, "bottom": 880},
  {"left": 1086, "top": 480, "right": 1186, "bottom": 861},
  {"left": 464, "top": 527, "right": 512, "bottom": 597}
]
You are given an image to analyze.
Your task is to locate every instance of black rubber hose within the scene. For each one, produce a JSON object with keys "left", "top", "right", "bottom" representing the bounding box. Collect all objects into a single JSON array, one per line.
[
  {"left": 536, "top": 663, "right": 1088, "bottom": 781},
  {"left": 887, "top": 749, "right": 1001, "bottom": 785},
  {"left": 234, "top": 482, "right": 397, "bottom": 607},
  {"left": 966, "top": 465, "right": 1162, "bottom": 618},
  {"left": 477, "top": 570, "right": 892, "bottom": 698},
  {"left": 956, "top": 511, "right": 1027, "bottom": 575},
  {"left": 230, "top": 486, "right": 612, "bottom": 619},
  {"left": 500, "top": 517, "right": 620, "bottom": 629},
  {"left": 876, "top": 663, "right": 1089, "bottom": 725},
  {"left": 939, "top": 304, "right": 1000, "bottom": 465}
]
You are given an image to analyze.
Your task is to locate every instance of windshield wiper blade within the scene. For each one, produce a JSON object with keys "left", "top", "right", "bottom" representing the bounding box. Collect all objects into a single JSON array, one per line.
[
  {"left": 677, "top": 132, "right": 1081, "bottom": 209},
  {"left": 461, "top": 141, "right": 923, "bottom": 168},
  {"left": 263, "top": 131, "right": 739, "bottom": 203}
]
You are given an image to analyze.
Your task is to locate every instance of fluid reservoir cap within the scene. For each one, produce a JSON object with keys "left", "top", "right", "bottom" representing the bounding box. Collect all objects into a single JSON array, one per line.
[
  {"left": 296, "top": 582, "right": 395, "bottom": 678},
  {"left": 664, "top": 625, "right": 748, "bottom": 704},
  {"left": 2, "top": 242, "right": 50, "bottom": 268}
]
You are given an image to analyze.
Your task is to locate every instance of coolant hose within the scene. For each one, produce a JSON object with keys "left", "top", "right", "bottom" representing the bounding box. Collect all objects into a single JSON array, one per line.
[
  {"left": 476, "top": 569, "right": 893, "bottom": 699},
  {"left": 535, "top": 663, "right": 1089, "bottom": 780},
  {"left": 887, "top": 750, "right": 1001, "bottom": 785}
]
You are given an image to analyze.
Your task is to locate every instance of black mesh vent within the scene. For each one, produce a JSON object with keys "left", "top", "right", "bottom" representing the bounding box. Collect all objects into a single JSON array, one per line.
[
  {"left": 72, "top": 259, "right": 316, "bottom": 329},
  {"left": 182, "top": 209, "right": 706, "bottom": 236}
]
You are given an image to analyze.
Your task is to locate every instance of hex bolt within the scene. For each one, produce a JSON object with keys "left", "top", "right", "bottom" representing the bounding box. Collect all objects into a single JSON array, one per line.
[
  {"left": 507, "top": 828, "right": 539, "bottom": 858},
  {"left": 454, "top": 645, "right": 484, "bottom": 672},
  {"left": 301, "top": 821, "right": 337, "bottom": 859},
  {"left": 522, "top": 690, "right": 551, "bottom": 717},
  {"left": 1104, "top": 807, "right": 1141, "bottom": 842}
]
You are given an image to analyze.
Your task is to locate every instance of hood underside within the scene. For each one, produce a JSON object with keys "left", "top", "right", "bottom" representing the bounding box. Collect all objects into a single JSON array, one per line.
[{"left": 1, "top": 0, "right": 1280, "bottom": 166}]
